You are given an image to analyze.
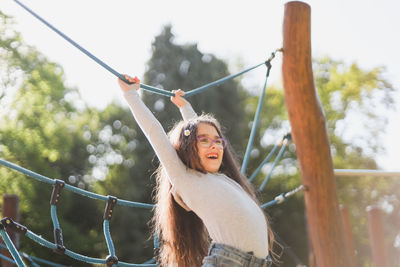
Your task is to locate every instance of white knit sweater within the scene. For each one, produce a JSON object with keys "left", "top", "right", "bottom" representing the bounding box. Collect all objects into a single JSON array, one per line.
[{"left": 123, "top": 89, "right": 269, "bottom": 258}]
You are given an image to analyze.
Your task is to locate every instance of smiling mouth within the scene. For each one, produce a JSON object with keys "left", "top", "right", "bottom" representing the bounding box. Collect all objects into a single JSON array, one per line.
[{"left": 206, "top": 154, "right": 219, "bottom": 159}]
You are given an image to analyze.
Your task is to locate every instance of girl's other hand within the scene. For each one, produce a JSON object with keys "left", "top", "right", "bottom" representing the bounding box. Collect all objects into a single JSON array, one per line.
[
  {"left": 118, "top": 74, "right": 140, "bottom": 92},
  {"left": 171, "top": 89, "right": 189, "bottom": 108}
]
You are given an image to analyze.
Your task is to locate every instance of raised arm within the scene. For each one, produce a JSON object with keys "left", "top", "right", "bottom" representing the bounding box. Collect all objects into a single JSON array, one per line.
[
  {"left": 171, "top": 89, "right": 197, "bottom": 121},
  {"left": 118, "top": 76, "right": 186, "bottom": 182}
]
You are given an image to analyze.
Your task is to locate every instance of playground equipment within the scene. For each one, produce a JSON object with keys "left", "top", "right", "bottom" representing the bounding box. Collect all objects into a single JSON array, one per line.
[{"left": 1, "top": 1, "right": 397, "bottom": 266}]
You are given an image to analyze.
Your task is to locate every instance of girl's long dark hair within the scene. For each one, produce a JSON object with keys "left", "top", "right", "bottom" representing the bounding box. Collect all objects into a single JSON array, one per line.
[{"left": 151, "top": 114, "right": 274, "bottom": 267}]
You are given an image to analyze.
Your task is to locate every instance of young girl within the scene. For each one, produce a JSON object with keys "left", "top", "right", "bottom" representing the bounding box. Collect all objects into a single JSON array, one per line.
[{"left": 118, "top": 75, "right": 273, "bottom": 267}]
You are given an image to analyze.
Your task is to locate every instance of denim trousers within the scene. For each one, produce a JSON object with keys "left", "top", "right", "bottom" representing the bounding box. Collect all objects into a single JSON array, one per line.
[{"left": 202, "top": 243, "right": 272, "bottom": 267}]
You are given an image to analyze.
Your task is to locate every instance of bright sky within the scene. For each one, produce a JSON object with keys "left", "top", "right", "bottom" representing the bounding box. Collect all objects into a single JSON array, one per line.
[{"left": 1, "top": 0, "right": 399, "bottom": 170}]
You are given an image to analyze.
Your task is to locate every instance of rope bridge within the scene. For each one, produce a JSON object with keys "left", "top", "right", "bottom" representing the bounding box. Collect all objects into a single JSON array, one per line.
[{"left": 1, "top": 1, "right": 305, "bottom": 266}]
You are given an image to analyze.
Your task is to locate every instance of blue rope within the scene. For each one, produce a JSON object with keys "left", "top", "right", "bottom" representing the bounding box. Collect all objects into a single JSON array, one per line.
[
  {"left": 26, "top": 230, "right": 106, "bottom": 264},
  {"left": 185, "top": 62, "right": 265, "bottom": 97},
  {"left": 118, "top": 263, "right": 157, "bottom": 267},
  {"left": 103, "top": 220, "right": 116, "bottom": 256},
  {"left": 15, "top": 0, "right": 282, "bottom": 100},
  {"left": 29, "top": 260, "right": 41, "bottom": 267},
  {"left": 142, "top": 258, "right": 156, "bottom": 264},
  {"left": 0, "top": 229, "right": 26, "bottom": 266},
  {"left": 248, "top": 142, "right": 280, "bottom": 182},
  {"left": 0, "top": 158, "right": 154, "bottom": 209},
  {"left": 261, "top": 198, "right": 281, "bottom": 209},
  {"left": 0, "top": 159, "right": 159, "bottom": 265},
  {"left": 28, "top": 255, "right": 68, "bottom": 267},
  {"left": 0, "top": 158, "right": 55, "bottom": 185},
  {"left": 25, "top": 230, "right": 156, "bottom": 266},
  {"left": 248, "top": 134, "right": 291, "bottom": 182},
  {"left": 241, "top": 75, "right": 269, "bottom": 174},
  {"left": 26, "top": 230, "right": 57, "bottom": 250},
  {"left": 30, "top": 260, "right": 41, "bottom": 267},
  {"left": 0, "top": 253, "right": 16, "bottom": 265},
  {"left": 64, "top": 183, "right": 154, "bottom": 209},
  {"left": 258, "top": 139, "right": 288, "bottom": 191},
  {"left": 13, "top": 0, "right": 173, "bottom": 97},
  {"left": 50, "top": 205, "right": 60, "bottom": 229},
  {"left": 0, "top": 243, "right": 68, "bottom": 267},
  {"left": 117, "top": 199, "right": 153, "bottom": 209},
  {"left": 261, "top": 185, "right": 304, "bottom": 209},
  {"left": 64, "top": 250, "right": 106, "bottom": 265},
  {"left": 20, "top": 253, "right": 41, "bottom": 267}
]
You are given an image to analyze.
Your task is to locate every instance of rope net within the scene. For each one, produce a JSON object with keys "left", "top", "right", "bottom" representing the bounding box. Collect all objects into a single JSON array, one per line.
[{"left": 1, "top": 2, "right": 306, "bottom": 266}]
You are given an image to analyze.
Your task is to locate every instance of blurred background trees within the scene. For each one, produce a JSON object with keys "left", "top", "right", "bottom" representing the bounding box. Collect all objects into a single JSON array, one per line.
[{"left": 0, "top": 10, "right": 398, "bottom": 266}]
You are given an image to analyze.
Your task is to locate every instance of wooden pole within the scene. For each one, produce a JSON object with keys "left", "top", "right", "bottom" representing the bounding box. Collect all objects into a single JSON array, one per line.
[
  {"left": 340, "top": 206, "right": 357, "bottom": 267},
  {"left": 282, "top": 2, "right": 350, "bottom": 266},
  {"left": 367, "top": 206, "right": 388, "bottom": 267},
  {"left": 307, "top": 232, "right": 317, "bottom": 267},
  {"left": 1, "top": 194, "right": 19, "bottom": 267}
]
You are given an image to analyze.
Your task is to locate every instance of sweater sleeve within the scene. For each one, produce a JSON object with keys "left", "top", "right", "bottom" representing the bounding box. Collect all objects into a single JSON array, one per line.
[
  {"left": 123, "top": 89, "right": 186, "bottom": 184},
  {"left": 179, "top": 104, "right": 198, "bottom": 121}
]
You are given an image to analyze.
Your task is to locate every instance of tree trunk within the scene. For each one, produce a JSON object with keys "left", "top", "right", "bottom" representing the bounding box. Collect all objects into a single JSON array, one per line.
[{"left": 1, "top": 194, "right": 19, "bottom": 267}]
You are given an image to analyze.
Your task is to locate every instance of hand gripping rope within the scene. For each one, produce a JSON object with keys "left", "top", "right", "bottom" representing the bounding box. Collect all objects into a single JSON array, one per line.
[
  {"left": 13, "top": 0, "right": 281, "bottom": 100},
  {"left": 8, "top": 0, "right": 309, "bottom": 265},
  {"left": 13, "top": 0, "right": 173, "bottom": 97}
]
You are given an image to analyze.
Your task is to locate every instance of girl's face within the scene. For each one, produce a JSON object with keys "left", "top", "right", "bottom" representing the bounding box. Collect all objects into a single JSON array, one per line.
[{"left": 196, "top": 123, "right": 225, "bottom": 173}]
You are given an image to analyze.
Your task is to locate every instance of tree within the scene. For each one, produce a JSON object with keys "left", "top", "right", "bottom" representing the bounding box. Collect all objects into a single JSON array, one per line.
[
  {"left": 314, "top": 57, "right": 397, "bottom": 265},
  {"left": 143, "top": 25, "right": 247, "bottom": 148},
  {"left": 2, "top": 11, "right": 397, "bottom": 265},
  {"left": 244, "top": 57, "right": 396, "bottom": 265},
  {"left": 92, "top": 24, "right": 252, "bottom": 262},
  {"left": 100, "top": 25, "right": 398, "bottom": 265},
  {"left": 0, "top": 11, "right": 104, "bottom": 265}
]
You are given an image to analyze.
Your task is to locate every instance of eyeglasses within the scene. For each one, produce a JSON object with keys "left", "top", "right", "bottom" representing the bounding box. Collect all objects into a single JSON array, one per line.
[{"left": 196, "top": 136, "right": 226, "bottom": 149}]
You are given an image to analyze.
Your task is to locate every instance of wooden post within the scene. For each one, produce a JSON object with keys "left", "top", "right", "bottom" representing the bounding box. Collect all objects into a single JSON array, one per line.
[
  {"left": 367, "top": 206, "right": 388, "bottom": 267},
  {"left": 281, "top": 2, "right": 350, "bottom": 266},
  {"left": 305, "top": 214, "right": 317, "bottom": 267},
  {"left": 308, "top": 241, "right": 317, "bottom": 267},
  {"left": 1, "top": 194, "right": 19, "bottom": 267},
  {"left": 340, "top": 206, "right": 357, "bottom": 267}
]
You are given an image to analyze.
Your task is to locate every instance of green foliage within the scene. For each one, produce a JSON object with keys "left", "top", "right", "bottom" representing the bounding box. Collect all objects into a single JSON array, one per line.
[
  {"left": 314, "top": 58, "right": 398, "bottom": 265},
  {"left": 0, "top": 11, "right": 104, "bottom": 266},
  {"left": 143, "top": 25, "right": 247, "bottom": 149},
  {"left": 91, "top": 24, "right": 252, "bottom": 262},
  {"left": 1, "top": 11, "right": 398, "bottom": 266}
]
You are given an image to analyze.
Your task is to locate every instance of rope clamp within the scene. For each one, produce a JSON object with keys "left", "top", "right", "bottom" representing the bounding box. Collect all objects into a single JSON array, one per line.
[
  {"left": 104, "top": 196, "right": 118, "bottom": 220},
  {"left": 50, "top": 179, "right": 65, "bottom": 205},
  {"left": 265, "top": 58, "right": 272, "bottom": 77},
  {"left": 283, "top": 132, "right": 292, "bottom": 141},
  {"left": 0, "top": 217, "right": 27, "bottom": 234},
  {"left": 264, "top": 48, "right": 283, "bottom": 76},
  {"left": 53, "top": 228, "right": 66, "bottom": 254},
  {"left": 106, "top": 255, "right": 118, "bottom": 266},
  {"left": 274, "top": 193, "right": 286, "bottom": 204}
]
